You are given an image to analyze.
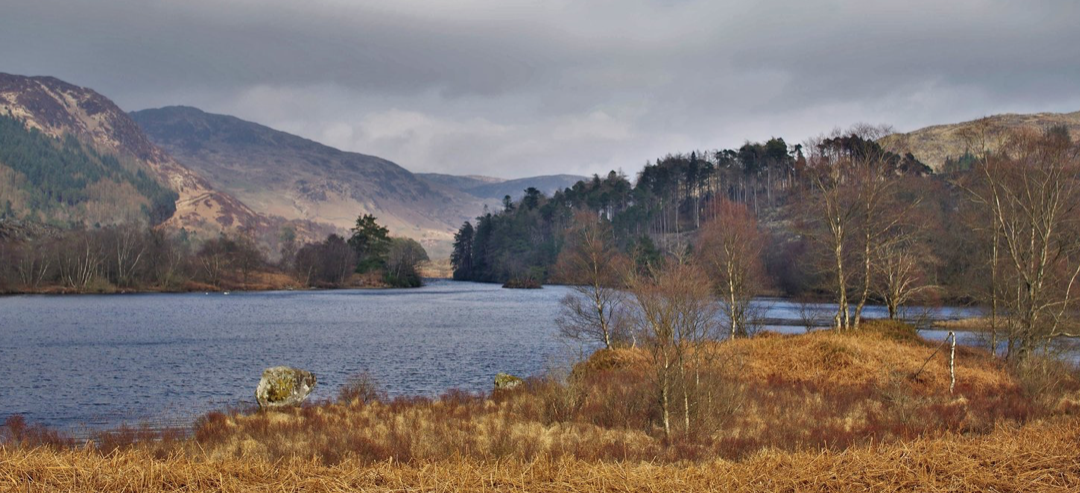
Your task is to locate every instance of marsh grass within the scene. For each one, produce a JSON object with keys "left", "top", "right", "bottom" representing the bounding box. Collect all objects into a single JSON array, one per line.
[
  {"left": 3, "top": 419, "right": 1079, "bottom": 492},
  {"left": 3, "top": 321, "right": 1079, "bottom": 490}
]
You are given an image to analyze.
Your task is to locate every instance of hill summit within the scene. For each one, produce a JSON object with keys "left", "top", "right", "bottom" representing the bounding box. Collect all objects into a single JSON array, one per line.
[{"left": 883, "top": 110, "right": 1080, "bottom": 171}]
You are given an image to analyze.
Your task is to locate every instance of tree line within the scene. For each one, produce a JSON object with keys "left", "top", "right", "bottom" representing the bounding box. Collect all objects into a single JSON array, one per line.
[
  {"left": 453, "top": 124, "right": 1080, "bottom": 363},
  {"left": 0, "top": 214, "right": 428, "bottom": 293}
]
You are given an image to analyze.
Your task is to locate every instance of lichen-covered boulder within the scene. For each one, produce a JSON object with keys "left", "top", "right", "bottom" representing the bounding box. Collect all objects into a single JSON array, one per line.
[
  {"left": 493, "top": 372, "right": 523, "bottom": 391},
  {"left": 255, "top": 366, "right": 317, "bottom": 410}
]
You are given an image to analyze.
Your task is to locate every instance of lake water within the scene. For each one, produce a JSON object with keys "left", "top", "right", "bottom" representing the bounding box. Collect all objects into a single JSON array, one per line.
[
  {"left": 0, "top": 281, "right": 573, "bottom": 432},
  {"left": 0, "top": 280, "right": 1036, "bottom": 433}
]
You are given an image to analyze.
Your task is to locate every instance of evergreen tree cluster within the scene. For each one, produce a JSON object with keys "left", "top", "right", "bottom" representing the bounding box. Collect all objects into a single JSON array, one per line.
[
  {"left": 289, "top": 214, "right": 428, "bottom": 288},
  {"left": 451, "top": 136, "right": 936, "bottom": 289},
  {"left": 0, "top": 113, "right": 178, "bottom": 225}
]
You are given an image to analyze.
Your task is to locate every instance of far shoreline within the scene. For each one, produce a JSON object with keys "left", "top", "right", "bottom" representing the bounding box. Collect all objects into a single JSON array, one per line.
[{"left": 0, "top": 275, "right": 442, "bottom": 297}]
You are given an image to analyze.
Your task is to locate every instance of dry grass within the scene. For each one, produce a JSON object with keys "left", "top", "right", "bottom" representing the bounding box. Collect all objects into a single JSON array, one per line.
[
  {"left": 419, "top": 258, "right": 454, "bottom": 279},
  {"left": 881, "top": 110, "right": 1080, "bottom": 171},
  {"left": 59, "top": 321, "right": 1060, "bottom": 465},
  {"left": 3, "top": 418, "right": 1079, "bottom": 492},
  {"left": 3, "top": 321, "right": 1077, "bottom": 490},
  {"left": 722, "top": 323, "right": 1015, "bottom": 393},
  {"left": 936, "top": 317, "right": 1080, "bottom": 336},
  {"left": 935, "top": 317, "right": 995, "bottom": 332}
]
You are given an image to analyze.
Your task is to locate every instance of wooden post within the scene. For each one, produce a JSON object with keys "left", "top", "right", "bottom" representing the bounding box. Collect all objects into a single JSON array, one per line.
[{"left": 949, "top": 331, "right": 956, "bottom": 395}]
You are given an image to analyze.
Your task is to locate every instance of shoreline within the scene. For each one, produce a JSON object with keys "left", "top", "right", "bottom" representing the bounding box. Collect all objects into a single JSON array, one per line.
[
  {"left": 4, "top": 324, "right": 1078, "bottom": 491},
  {"left": 0, "top": 272, "right": 434, "bottom": 297},
  {"left": 934, "top": 317, "right": 1080, "bottom": 336}
]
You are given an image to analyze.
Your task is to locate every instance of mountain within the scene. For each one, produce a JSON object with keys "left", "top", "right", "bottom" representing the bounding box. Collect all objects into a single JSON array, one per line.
[
  {"left": 417, "top": 174, "right": 504, "bottom": 193},
  {"left": 0, "top": 73, "right": 270, "bottom": 235},
  {"left": 131, "top": 106, "right": 486, "bottom": 256},
  {"left": 418, "top": 173, "right": 588, "bottom": 201},
  {"left": 882, "top": 110, "right": 1080, "bottom": 171}
]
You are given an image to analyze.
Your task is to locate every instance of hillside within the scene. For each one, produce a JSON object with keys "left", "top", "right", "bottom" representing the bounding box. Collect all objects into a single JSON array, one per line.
[
  {"left": 417, "top": 173, "right": 503, "bottom": 192},
  {"left": 132, "top": 106, "right": 487, "bottom": 256},
  {"left": 0, "top": 73, "right": 274, "bottom": 236},
  {"left": 420, "top": 172, "right": 588, "bottom": 200},
  {"left": 883, "top": 110, "right": 1080, "bottom": 171},
  {"left": 0, "top": 112, "right": 177, "bottom": 226}
]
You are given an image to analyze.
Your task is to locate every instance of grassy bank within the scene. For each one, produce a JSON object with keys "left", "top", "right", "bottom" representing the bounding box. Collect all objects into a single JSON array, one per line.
[
  {"left": 5, "top": 419, "right": 1079, "bottom": 492},
  {"left": 936, "top": 317, "right": 1080, "bottom": 337},
  {"left": 3, "top": 322, "right": 1079, "bottom": 491}
]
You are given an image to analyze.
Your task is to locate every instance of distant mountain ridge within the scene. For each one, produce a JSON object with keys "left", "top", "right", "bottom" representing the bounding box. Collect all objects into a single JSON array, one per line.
[
  {"left": 417, "top": 174, "right": 503, "bottom": 194},
  {"left": 883, "top": 110, "right": 1080, "bottom": 171},
  {"left": 419, "top": 173, "right": 588, "bottom": 201},
  {"left": 131, "top": 106, "right": 488, "bottom": 256}
]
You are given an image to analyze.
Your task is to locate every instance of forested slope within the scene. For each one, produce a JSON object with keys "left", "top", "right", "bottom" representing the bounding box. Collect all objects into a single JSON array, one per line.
[{"left": 0, "top": 113, "right": 178, "bottom": 226}]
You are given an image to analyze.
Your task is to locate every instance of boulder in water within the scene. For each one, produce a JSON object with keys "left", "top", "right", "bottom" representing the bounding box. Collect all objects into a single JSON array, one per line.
[
  {"left": 255, "top": 366, "right": 317, "bottom": 409},
  {"left": 493, "top": 372, "right": 523, "bottom": 391}
]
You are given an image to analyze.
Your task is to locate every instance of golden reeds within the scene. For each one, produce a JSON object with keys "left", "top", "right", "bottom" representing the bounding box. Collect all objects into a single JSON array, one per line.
[{"left": 2, "top": 418, "right": 1078, "bottom": 492}]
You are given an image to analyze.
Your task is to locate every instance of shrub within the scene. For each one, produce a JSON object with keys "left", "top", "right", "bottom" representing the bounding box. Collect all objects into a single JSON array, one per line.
[
  {"left": 0, "top": 415, "right": 73, "bottom": 449},
  {"left": 1011, "top": 355, "right": 1080, "bottom": 409},
  {"left": 338, "top": 372, "right": 386, "bottom": 406}
]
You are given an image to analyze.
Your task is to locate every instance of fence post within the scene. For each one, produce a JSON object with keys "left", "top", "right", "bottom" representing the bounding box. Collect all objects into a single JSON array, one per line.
[{"left": 948, "top": 331, "right": 956, "bottom": 395}]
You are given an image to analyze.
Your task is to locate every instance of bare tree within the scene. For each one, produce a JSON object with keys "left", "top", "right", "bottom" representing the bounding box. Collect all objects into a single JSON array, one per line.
[
  {"left": 874, "top": 235, "right": 936, "bottom": 320},
  {"left": 850, "top": 127, "right": 900, "bottom": 330},
  {"left": 197, "top": 235, "right": 230, "bottom": 288},
  {"left": 107, "top": 225, "right": 148, "bottom": 288},
  {"left": 0, "top": 238, "right": 13, "bottom": 291},
  {"left": 56, "top": 231, "right": 103, "bottom": 292},
  {"left": 803, "top": 124, "right": 919, "bottom": 331},
  {"left": 385, "top": 237, "right": 429, "bottom": 286},
  {"left": 15, "top": 240, "right": 52, "bottom": 289},
  {"left": 294, "top": 234, "right": 358, "bottom": 287},
  {"left": 628, "top": 260, "right": 718, "bottom": 437},
  {"left": 695, "top": 200, "right": 767, "bottom": 338},
  {"left": 802, "top": 132, "right": 862, "bottom": 332},
  {"left": 964, "top": 128, "right": 1080, "bottom": 360},
  {"left": 231, "top": 230, "right": 265, "bottom": 289},
  {"left": 554, "top": 212, "right": 631, "bottom": 349},
  {"left": 278, "top": 226, "right": 298, "bottom": 271},
  {"left": 957, "top": 119, "right": 1010, "bottom": 349},
  {"left": 149, "top": 229, "right": 190, "bottom": 289}
]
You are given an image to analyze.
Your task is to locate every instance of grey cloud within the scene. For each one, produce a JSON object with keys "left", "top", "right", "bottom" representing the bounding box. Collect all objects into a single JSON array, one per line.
[{"left": 1, "top": 0, "right": 1078, "bottom": 178}]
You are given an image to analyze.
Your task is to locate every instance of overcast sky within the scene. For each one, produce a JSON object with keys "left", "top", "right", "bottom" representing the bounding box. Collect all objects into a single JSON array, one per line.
[{"left": 2, "top": 0, "right": 1079, "bottom": 179}]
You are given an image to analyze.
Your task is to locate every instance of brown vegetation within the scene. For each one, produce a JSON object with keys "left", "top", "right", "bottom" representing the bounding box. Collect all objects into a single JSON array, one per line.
[
  {"left": 4, "top": 323, "right": 1077, "bottom": 491},
  {"left": 696, "top": 199, "right": 768, "bottom": 338},
  {"left": 553, "top": 211, "right": 632, "bottom": 349},
  {"left": 0, "top": 214, "right": 428, "bottom": 294},
  {"left": 881, "top": 110, "right": 1080, "bottom": 171},
  {"left": 959, "top": 127, "right": 1080, "bottom": 359},
  {"left": 4, "top": 418, "right": 1080, "bottom": 492}
]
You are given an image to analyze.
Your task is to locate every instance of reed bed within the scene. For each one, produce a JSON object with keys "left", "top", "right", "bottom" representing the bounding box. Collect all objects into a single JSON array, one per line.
[{"left": 2, "top": 418, "right": 1078, "bottom": 492}]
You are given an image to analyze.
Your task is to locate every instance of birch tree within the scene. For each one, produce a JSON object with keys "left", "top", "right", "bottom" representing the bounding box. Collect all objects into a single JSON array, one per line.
[
  {"left": 695, "top": 200, "right": 767, "bottom": 338},
  {"left": 628, "top": 260, "right": 718, "bottom": 437},
  {"left": 966, "top": 127, "right": 1080, "bottom": 360},
  {"left": 554, "top": 212, "right": 631, "bottom": 349}
]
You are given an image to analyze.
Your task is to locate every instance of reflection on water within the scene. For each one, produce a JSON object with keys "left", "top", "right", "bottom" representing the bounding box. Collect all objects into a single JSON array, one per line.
[{"left": 0, "top": 281, "right": 1072, "bottom": 432}]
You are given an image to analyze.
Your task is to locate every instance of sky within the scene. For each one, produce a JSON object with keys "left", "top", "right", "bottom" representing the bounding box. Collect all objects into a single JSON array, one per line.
[{"left": 2, "top": 0, "right": 1079, "bottom": 179}]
